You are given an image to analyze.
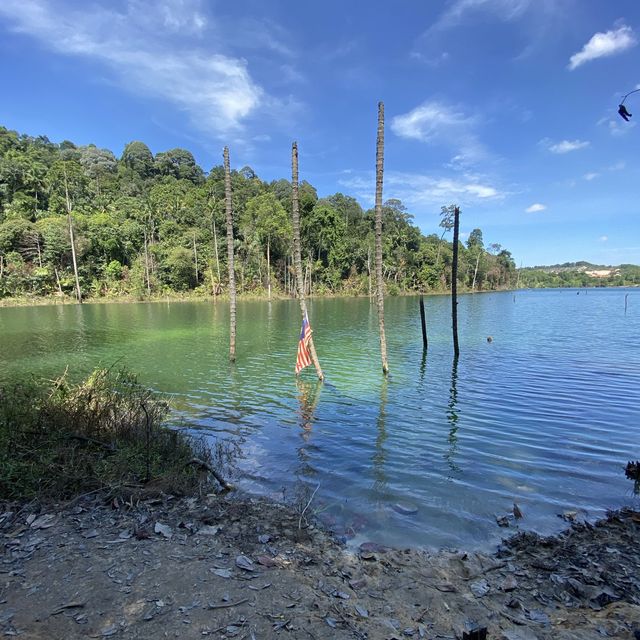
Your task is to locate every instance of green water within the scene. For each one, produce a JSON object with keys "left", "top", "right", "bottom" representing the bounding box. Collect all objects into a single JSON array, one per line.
[{"left": 1, "top": 290, "right": 639, "bottom": 549}]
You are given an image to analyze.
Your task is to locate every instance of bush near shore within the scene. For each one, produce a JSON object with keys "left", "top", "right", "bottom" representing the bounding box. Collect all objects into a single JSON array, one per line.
[{"left": 0, "top": 367, "right": 226, "bottom": 501}]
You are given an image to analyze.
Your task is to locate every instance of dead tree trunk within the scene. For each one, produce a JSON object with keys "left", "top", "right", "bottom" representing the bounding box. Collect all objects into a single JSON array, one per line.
[
  {"left": 472, "top": 251, "right": 480, "bottom": 292},
  {"left": 193, "top": 232, "right": 198, "bottom": 284},
  {"left": 452, "top": 206, "right": 460, "bottom": 358},
  {"left": 266, "top": 236, "right": 271, "bottom": 300},
  {"left": 143, "top": 228, "right": 151, "bottom": 296},
  {"left": 292, "top": 142, "right": 323, "bottom": 380},
  {"left": 375, "top": 102, "right": 389, "bottom": 374},
  {"left": 224, "top": 146, "right": 237, "bottom": 363},
  {"left": 212, "top": 218, "right": 221, "bottom": 284},
  {"left": 419, "top": 296, "right": 428, "bottom": 350},
  {"left": 63, "top": 166, "right": 82, "bottom": 304}
]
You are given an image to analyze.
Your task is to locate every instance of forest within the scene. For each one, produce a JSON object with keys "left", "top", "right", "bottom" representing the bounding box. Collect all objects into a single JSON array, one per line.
[
  {"left": 0, "top": 124, "right": 520, "bottom": 301},
  {"left": 518, "top": 262, "right": 640, "bottom": 288}
]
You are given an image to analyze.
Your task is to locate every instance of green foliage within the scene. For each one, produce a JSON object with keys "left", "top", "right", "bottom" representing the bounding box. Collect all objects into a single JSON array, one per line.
[{"left": 0, "top": 124, "right": 527, "bottom": 301}]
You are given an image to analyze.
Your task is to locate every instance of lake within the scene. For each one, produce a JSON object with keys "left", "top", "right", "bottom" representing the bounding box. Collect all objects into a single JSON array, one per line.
[{"left": 1, "top": 289, "right": 639, "bottom": 550}]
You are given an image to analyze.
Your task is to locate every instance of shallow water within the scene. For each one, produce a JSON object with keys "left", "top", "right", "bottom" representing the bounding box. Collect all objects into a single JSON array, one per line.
[{"left": 1, "top": 289, "right": 638, "bottom": 549}]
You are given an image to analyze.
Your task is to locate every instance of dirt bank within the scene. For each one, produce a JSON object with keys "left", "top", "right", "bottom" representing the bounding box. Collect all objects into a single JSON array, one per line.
[{"left": 1, "top": 495, "right": 639, "bottom": 639}]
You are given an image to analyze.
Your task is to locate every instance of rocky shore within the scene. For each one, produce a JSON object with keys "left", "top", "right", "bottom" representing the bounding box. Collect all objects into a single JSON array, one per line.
[{"left": 1, "top": 495, "right": 639, "bottom": 639}]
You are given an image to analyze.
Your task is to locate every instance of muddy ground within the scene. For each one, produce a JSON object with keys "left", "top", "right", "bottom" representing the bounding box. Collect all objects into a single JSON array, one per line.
[{"left": 1, "top": 494, "right": 639, "bottom": 639}]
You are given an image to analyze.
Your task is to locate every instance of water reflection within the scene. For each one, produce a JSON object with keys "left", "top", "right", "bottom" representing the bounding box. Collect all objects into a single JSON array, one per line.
[
  {"left": 373, "top": 378, "right": 389, "bottom": 493},
  {"left": 445, "top": 356, "right": 461, "bottom": 476},
  {"left": 295, "top": 378, "right": 322, "bottom": 478},
  {"left": 419, "top": 348, "right": 428, "bottom": 381},
  {"left": 296, "top": 378, "right": 322, "bottom": 438}
]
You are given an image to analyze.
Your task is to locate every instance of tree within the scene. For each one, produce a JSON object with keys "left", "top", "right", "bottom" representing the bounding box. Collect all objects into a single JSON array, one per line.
[
  {"left": 121, "top": 141, "right": 155, "bottom": 179},
  {"left": 374, "top": 102, "right": 389, "bottom": 375},
  {"left": 155, "top": 148, "right": 204, "bottom": 184},
  {"left": 242, "top": 193, "right": 291, "bottom": 298},
  {"left": 46, "top": 160, "right": 86, "bottom": 302},
  {"left": 79, "top": 145, "right": 117, "bottom": 196},
  {"left": 467, "top": 228, "right": 484, "bottom": 291}
]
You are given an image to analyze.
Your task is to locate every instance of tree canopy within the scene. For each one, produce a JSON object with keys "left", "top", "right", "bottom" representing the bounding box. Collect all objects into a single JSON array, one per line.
[{"left": 0, "top": 124, "right": 524, "bottom": 300}]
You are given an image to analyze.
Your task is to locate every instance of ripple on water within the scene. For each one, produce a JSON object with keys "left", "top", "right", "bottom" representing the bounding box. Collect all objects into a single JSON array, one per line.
[{"left": 0, "top": 290, "right": 639, "bottom": 549}]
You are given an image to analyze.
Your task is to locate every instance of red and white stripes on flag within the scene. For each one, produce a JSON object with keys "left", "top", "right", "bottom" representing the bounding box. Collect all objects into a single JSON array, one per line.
[{"left": 295, "top": 313, "right": 313, "bottom": 374}]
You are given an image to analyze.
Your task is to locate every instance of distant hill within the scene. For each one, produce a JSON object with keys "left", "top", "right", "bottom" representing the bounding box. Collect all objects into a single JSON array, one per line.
[{"left": 518, "top": 262, "right": 640, "bottom": 288}]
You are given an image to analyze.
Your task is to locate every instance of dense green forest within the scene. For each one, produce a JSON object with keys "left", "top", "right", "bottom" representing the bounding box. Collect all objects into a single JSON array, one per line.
[
  {"left": 0, "top": 124, "right": 519, "bottom": 301},
  {"left": 518, "top": 262, "right": 640, "bottom": 288}
]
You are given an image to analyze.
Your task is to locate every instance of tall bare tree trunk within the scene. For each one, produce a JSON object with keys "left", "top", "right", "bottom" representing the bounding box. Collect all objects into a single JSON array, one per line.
[
  {"left": 374, "top": 102, "right": 389, "bottom": 374},
  {"left": 0, "top": 255, "right": 4, "bottom": 280},
  {"left": 143, "top": 228, "right": 151, "bottom": 296},
  {"left": 266, "top": 236, "right": 271, "bottom": 300},
  {"left": 472, "top": 251, "right": 480, "bottom": 292},
  {"left": 63, "top": 166, "right": 82, "bottom": 304},
  {"left": 367, "top": 245, "right": 372, "bottom": 300},
  {"left": 292, "top": 142, "right": 323, "bottom": 380},
  {"left": 54, "top": 266, "right": 63, "bottom": 295},
  {"left": 212, "top": 218, "right": 221, "bottom": 284},
  {"left": 224, "top": 147, "right": 237, "bottom": 362},
  {"left": 193, "top": 232, "right": 198, "bottom": 283},
  {"left": 452, "top": 206, "right": 460, "bottom": 358}
]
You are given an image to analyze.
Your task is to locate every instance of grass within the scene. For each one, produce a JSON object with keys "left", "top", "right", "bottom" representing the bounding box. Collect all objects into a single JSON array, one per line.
[{"left": 0, "top": 367, "right": 229, "bottom": 501}]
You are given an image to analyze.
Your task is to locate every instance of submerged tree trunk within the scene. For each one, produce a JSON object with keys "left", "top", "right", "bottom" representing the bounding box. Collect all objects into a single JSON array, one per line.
[
  {"left": 224, "top": 146, "right": 237, "bottom": 363},
  {"left": 452, "top": 206, "right": 460, "bottom": 358},
  {"left": 63, "top": 166, "right": 82, "bottom": 304},
  {"left": 374, "top": 102, "right": 389, "bottom": 374},
  {"left": 292, "top": 142, "right": 323, "bottom": 380}
]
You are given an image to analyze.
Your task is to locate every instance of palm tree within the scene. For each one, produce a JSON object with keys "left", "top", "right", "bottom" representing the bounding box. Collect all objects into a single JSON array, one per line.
[
  {"left": 375, "top": 102, "right": 389, "bottom": 374},
  {"left": 223, "top": 146, "right": 237, "bottom": 362}
]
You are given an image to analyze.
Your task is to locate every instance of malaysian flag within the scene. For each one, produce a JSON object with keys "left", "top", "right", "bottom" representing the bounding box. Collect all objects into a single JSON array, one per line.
[{"left": 295, "top": 313, "right": 313, "bottom": 374}]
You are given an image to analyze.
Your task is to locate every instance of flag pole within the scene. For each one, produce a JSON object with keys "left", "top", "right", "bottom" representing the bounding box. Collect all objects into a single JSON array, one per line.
[{"left": 291, "top": 142, "right": 324, "bottom": 380}]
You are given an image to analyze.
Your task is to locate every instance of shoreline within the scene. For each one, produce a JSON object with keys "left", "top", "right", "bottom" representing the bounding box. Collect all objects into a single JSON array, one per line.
[
  {"left": 1, "top": 284, "right": 633, "bottom": 309},
  {"left": 1, "top": 492, "right": 638, "bottom": 639}
]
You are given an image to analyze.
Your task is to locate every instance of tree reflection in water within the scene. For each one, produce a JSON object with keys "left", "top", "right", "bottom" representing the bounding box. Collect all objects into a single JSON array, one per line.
[
  {"left": 373, "top": 378, "right": 389, "bottom": 494},
  {"left": 445, "top": 356, "right": 461, "bottom": 476}
]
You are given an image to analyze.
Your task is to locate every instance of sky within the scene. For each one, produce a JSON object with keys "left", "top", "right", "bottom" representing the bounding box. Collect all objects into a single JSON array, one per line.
[{"left": 0, "top": 0, "right": 639, "bottom": 267}]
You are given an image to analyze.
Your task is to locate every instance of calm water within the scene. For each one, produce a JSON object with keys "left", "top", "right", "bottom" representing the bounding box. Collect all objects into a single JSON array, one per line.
[{"left": 1, "top": 289, "right": 639, "bottom": 550}]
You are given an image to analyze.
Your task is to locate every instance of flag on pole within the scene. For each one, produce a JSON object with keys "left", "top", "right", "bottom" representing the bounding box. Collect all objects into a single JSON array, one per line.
[{"left": 295, "top": 313, "right": 313, "bottom": 374}]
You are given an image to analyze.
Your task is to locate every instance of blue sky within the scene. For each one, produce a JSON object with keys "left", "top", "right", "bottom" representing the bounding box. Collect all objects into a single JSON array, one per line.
[{"left": 0, "top": 0, "right": 638, "bottom": 267}]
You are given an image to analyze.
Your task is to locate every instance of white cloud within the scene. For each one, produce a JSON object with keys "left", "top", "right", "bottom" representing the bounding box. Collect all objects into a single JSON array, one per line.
[
  {"left": 542, "top": 139, "right": 590, "bottom": 154},
  {"left": 568, "top": 25, "right": 636, "bottom": 70},
  {"left": 525, "top": 203, "right": 546, "bottom": 213},
  {"left": 391, "top": 100, "right": 486, "bottom": 164},
  {"left": 599, "top": 235, "right": 608, "bottom": 242},
  {"left": 431, "top": 0, "right": 532, "bottom": 31},
  {"left": 339, "top": 171, "right": 504, "bottom": 211},
  {"left": 0, "top": 0, "right": 267, "bottom": 137},
  {"left": 583, "top": 172, "right": 599, "bottom": 181}
]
